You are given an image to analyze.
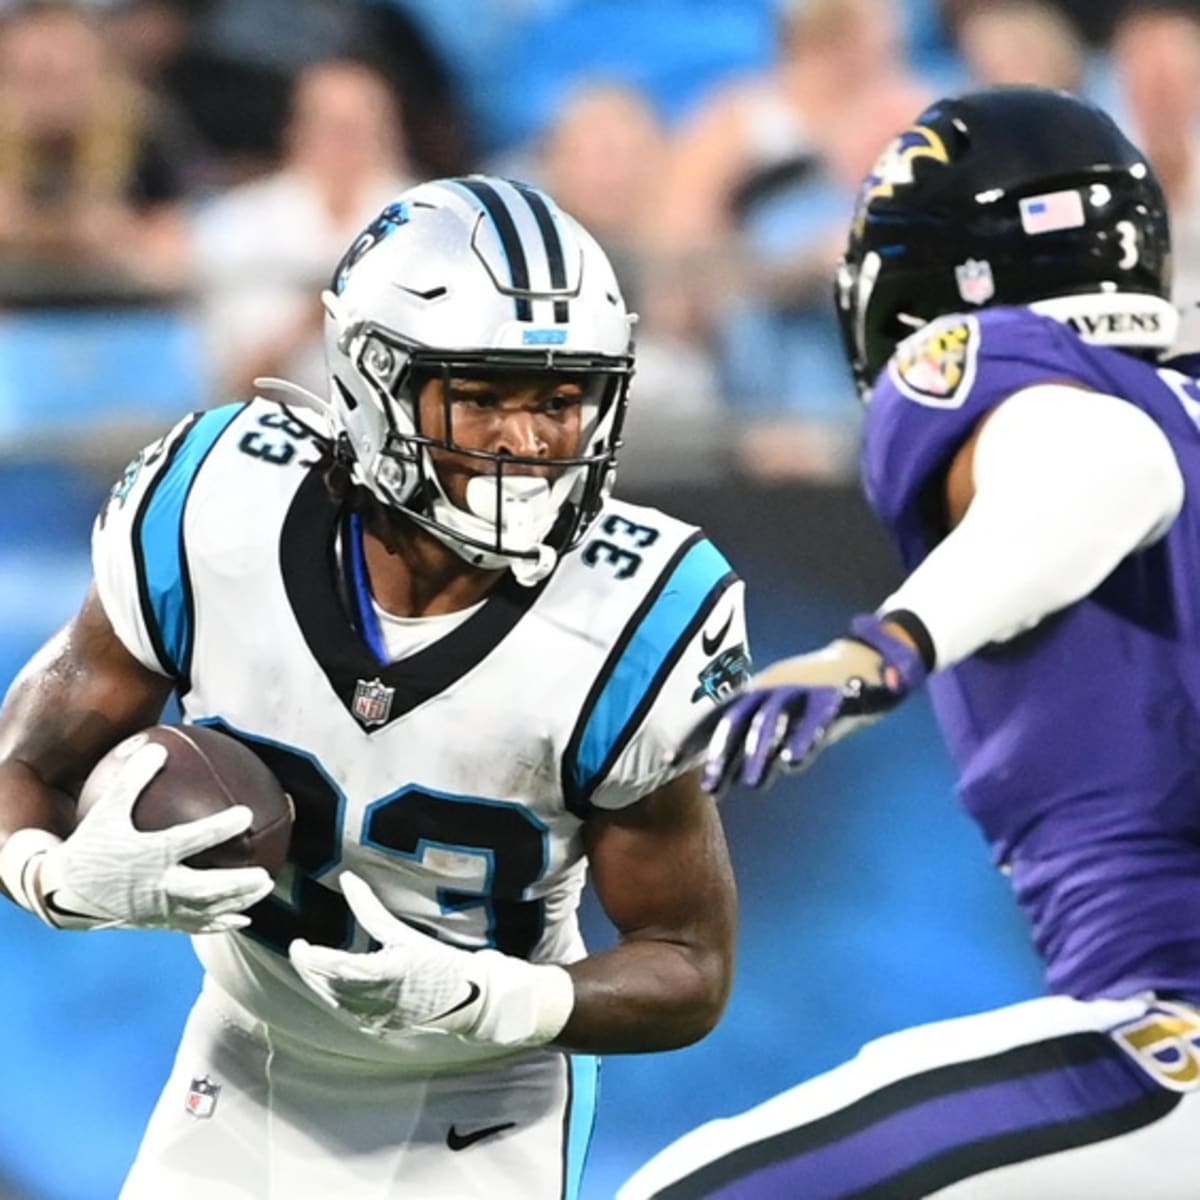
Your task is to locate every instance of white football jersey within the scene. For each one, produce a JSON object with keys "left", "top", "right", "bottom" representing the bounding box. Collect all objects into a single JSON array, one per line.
[{"left": 92, "top": 400, "right": 749, "bottom": 1073}]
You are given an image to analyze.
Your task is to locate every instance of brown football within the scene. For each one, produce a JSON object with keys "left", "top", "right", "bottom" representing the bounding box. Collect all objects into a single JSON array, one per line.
[{"left": 77, "top": 725, "right": 294, "bottom": 875}]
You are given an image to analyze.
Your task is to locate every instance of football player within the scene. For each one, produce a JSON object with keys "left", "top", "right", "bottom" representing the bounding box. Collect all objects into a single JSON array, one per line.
[
  {"left": 0, "top": 177, "right": 745, "bottom": 1198},
  {"left": 621, "top": 88, "right": 1200, "bottom": 1198}
]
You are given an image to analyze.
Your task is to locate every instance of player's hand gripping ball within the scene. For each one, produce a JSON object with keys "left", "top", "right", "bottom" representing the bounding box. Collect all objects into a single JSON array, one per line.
[
  {"left": 41, "top": 725, "right": 293, "bottom": 932},
  {"left": 78, "top": 725, "right": 294, "bottom": 873}
]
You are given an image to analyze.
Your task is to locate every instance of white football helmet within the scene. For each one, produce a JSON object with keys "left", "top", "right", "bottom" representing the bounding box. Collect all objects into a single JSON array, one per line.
[{"left": 316, "top": 176, "right": 635, "bottom": 585}]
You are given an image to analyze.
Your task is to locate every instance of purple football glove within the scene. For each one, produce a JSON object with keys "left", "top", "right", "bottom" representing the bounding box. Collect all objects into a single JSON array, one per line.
[{"left": 678, "top": 614, "right": 929, "bottom": 796}]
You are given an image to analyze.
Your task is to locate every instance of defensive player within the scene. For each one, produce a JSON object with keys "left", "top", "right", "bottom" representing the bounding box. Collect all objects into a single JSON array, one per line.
[
  {"left": 0, "top": 177, "right": 745, "bottom": 1198},
  {"left": 622, "top": 88, "right": 1200, "bottom": 1198}
]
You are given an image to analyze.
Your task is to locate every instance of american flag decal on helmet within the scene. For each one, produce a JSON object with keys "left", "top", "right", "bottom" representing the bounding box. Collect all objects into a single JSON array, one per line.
[{"left": 352, "top": 677, "right": 395, "bottom": 726}]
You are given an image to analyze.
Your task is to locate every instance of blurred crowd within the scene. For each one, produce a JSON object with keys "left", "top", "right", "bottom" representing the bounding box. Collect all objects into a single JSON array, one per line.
[{"left": 1, "top": 0, "right": 1199, "bottom": 481}]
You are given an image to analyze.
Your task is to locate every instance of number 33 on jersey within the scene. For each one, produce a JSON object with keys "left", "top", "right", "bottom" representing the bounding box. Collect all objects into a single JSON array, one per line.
[{"left": 91, "top": 400, "right": 749, "bottom": 1070}]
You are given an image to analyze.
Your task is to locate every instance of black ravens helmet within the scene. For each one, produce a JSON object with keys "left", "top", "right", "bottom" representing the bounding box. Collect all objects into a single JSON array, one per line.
[{"left": 836, "top": 87, "right": 1173, "bottom": 397}]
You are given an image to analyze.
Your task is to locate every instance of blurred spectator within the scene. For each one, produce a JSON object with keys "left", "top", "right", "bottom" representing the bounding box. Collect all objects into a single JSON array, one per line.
[
  {"left": 650, "top": 0, "right": 930, "bottom": 476},
  {"left": 0, "top": 0, "right": 190, "bottom": 302},
  {"left": 190, "top": 58, "right": 414, "bottom": 399},
  {"left": 939, "top": 0, "right": 1127, "bottom": 46},
  {"left": 652, "top": 0, "right": 927, "bottom": 257},
  {"left": 364, "top": 2, "right": 474, "bottom": 180},
  {"left": 1113, "top": 1, "right": 1200, "bottom": 353},
  {"left": 162, "top": 0, "right": 366, "bottom": 180},
  {"left": 952, "top": 0, "right": 1086, "bottom": 93},
  {"left": 539, "top": 81, "right": 722, "bottom": 440},
  {"left": 114, "top": 0, "right": 472, "bottom": 186},
  {"left": 96, "top": 0, "right": 221, "bottom": 187},
  {"left": 541, "top": 83, "right": 662, "bottom": 302}
]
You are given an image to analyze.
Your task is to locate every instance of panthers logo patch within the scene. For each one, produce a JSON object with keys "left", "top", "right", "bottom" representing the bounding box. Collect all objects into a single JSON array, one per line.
[
  {"left": 692, "top": 644, "right": 751, "bottom": 705},
  {"left": 890, "top": 315, "right": 979, "bottom": 408}
]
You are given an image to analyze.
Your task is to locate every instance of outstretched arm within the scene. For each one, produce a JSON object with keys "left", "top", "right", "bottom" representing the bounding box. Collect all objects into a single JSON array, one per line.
[{"left": 688, "top": 384, "right": 1185, "bottom": 793}]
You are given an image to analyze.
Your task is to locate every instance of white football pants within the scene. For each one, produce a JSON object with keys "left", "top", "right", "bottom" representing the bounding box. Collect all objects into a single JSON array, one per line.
[
  {"left": 620, "top": 993, "right": 1200, "bottom": 1199},
  {"left": 121, "top": 983, "right": 598, "bottom": 1200}
]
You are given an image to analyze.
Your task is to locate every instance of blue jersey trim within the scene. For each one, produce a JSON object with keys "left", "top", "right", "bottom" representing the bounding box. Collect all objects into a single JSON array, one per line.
[
  {"left": 564, "top": 1054, "right": 600, "bottom": 1200},
  {"left": 346, "top": 512, "right": 388, "bottom": 663},
  {"left": 136, "top": 406, "right": 240, "bottom": 676},
  {"left": 568, "top": 536, "right": 733, "bottom": 806}
]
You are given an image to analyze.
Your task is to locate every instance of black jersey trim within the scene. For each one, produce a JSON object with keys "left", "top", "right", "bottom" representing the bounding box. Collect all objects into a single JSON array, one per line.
[
  {"left": 130, "top": 406, "right": 243, "bottom": 686},
  {"left": 130, "top": 414, "right": 200, "bottom": 676},
  {"left": 279, "top": 471, "right": 549, "bottom": 729},
  {"left": 559, "top": 1052, "right": 573, "bottom": 1200},
  {"left": 559, "top": 1053, "right": 600, "bottom": 1200}
]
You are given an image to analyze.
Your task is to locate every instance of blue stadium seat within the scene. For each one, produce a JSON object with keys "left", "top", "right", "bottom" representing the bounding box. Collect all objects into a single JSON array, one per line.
[{"left": 0, "top": 307, "right": 208, "bottom": 449}]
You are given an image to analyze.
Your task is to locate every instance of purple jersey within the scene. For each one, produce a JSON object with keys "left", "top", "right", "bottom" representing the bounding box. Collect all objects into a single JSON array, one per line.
[{"left": 862, "top": 305, "right": 1200, "bottom": 1003}]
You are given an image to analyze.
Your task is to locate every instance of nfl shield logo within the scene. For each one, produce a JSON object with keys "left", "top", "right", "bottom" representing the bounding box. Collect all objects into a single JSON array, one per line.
[
  {"left": 184, "top": 1076, "right": 220, "bottom": 1119},
  {"left": 955, "top": 258, "right": 995, "bottom": 306},
  {"left": 352, "top": 677, "right": 394, "bottom": 726}
]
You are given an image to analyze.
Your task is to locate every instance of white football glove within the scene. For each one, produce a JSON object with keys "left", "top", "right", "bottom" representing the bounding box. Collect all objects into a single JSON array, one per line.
[
  {"left": 289, "top": 872, "right": 575, "bottom": 1047},
  {"left": 0, "top": 741, "right": 274, "bottom": 933}
]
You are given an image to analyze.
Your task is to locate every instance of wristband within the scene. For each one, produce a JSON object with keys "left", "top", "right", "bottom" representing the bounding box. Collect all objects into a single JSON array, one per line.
[
  {"left": 0, "top": 828, "right": 63, "bottom": 925},
  {"left": 847, "top": 613, "right": 929, "bottom": 694},
  {"left": 471, "top": 955, "right": 576, "bottom": 1047},
  {"left": 878, "top": 608, "right": 937, "bottom": 672}
]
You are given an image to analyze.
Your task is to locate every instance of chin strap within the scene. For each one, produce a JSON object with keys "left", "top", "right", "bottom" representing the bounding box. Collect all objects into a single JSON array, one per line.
[{"left": 510, "top": 544, "right": 557, "bottom": 587}]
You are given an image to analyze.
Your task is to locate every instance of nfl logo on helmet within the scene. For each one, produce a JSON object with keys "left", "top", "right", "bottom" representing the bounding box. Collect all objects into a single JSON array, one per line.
[
  {"left": 352, "top": 677, "right": 395, "bottom": 726},
  {"left": 184, "top": 1076, "right": 220, "bottom": 1119},
  {"left": 955, "top": 259, "right": 995, "bottom": 306}
]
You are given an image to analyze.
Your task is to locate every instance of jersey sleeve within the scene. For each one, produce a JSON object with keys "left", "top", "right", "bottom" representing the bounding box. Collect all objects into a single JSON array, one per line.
[
  {"left": 92, "top": 405, "right": 244, "bottom": 677},
  {"left": 568, "top": 537, "right": 750, "bottom": 812},
  {"left": 861, "top": 306, "right": 1094, "bottom": 568}
]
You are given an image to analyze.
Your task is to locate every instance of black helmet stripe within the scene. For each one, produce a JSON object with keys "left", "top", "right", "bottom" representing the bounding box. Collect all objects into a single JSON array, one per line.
[
  {"left": 514, "top": 181, "right": 570, "bottom": 324},
  {"left": 454, "top": 176, "right": 533, "bottom": 321}
]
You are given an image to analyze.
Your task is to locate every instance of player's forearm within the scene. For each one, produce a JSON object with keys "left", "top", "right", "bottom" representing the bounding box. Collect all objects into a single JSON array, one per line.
[
  {"left": 0, "top": 759, "right": 74, "bottom": 908},
  {"left": 0, "top": 760, "right": 75, "bottom": 844},
  {"left": 882, "top": 386, "right": 1184, "bottom": 669},
  {"left": 555, "top": 938, "right": 731, "bottom": 1053}
]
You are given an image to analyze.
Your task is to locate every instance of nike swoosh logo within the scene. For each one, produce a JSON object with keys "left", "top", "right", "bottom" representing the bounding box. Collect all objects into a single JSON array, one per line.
[
  {"left": 43, "top": 891, "right": 101, "bottom": 922},
  {"left": 428, "top": 981, "right": 481, "bottom": 1023},
  {"left": 446, "top": 1121, "right": 516, "bottom": 1151},
  {"left": 701, "top": 610, "right": 733, "bottom": 656},
  {"left": 395, "top": 284, "right": 448, "bottom": 300}
]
